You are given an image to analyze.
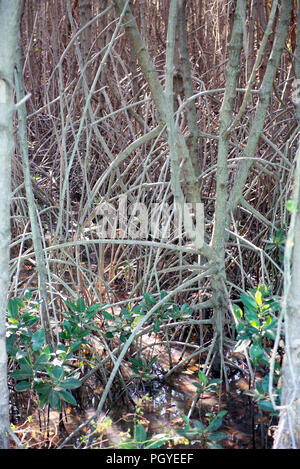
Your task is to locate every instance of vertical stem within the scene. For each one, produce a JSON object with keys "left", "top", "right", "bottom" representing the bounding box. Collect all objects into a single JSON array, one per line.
[
  {"left": 79, "top": 0, "right": 93, "bottom": 89},
  {"left": 15, "top": 40, "right": 53, "bottom": 346},
  {"left": 0, "top": 0, "right": 22, "bottom": 449},
  {"left": 177, "top": 0, "right": 200, "bottom": 179},
  {"left": 210, "top": 0, "right": 244, "bottom": 374},
  {"left": 228, "top": 0, "right": 293, "bottom": 213}
]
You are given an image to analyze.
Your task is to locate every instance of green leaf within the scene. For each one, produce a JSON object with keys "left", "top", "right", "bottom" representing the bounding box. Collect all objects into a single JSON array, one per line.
[
  {"left": 7, "top": 317, "right": 19, "bottom": 325},
  {"left": 31, "top": 328, "right": 45, "bottom": 352},
  {"left": 104, "top": 331, "right": 114, "bottom": 339},
  {"left": 249, "top": 343, "right": 264, "bottom": 359},
  {"left": 132, "top": 315, "right": 145, "bottom": 327},
  {"left": 198, "top": 370, "right": 207, "bottom": 386},
  {"left": 245, "top": 310, "right": 260, "bottom": 326},
  {"left": 22, "top": 313, "right": 38, "bottom": 328},
  {"left": 233, "top": 304, "right": 243, "bottom": 320},
  {"left": 153, "top": 319, "right": 160, "bottom": 334},
  {"left": 262, "top": 374, "right": 270, "bottom": 393},
  {"left": 132, "top": 304, "right": 144, "bottom": 313},
  {"left": 56, "top": 343, "right": 66, "bottom": 354},
  {"left": 11, "top": 368, "right": 33, "bottom": 380},
  {"left": 33, "top": 352, "right": 49, "bottom": 371},
  {"left": 52, "top": 365, "right": 64, "bottom": 381},
  {"left": 209, "top": 378, "right": 222, "bottom": 386},
  {"left": 180, "top": 303, "right": 189, "bottom": 313},
  {"left": 193, "top": 420, "right": 205, "bottom": 432},
  {"left": 49, "top": 389, "right": 60, "bottom": 409},
  {"left": 119, "top": 441, "right": 138, "bottom": 449},
  {"left": 24, "top": 290, "right": 33, "bottom": 301},
  {"left": 15, "top": 297, "right": 25, "bottom": 308},
  {"left": 265, "top": 329, "right": 276, "bottom": 340},
  {"left": 206, "top": 416, "right": 223, "bottom": 432},
  {"left": 6, "top": 334, "right": 16, "bottom": 355},
  {"left": 255, "top": 290, "right": 262, "bottom": 306},
  {"left": 57, "top": 389, "right": 77, "bottom": 406},
  {"left": 120, "top": 331, "right": 131, "bottom": 343},
  {"left": 69, "top": 340, "right": 84, "bottom": 353},
  {"left": 142, "top": 373, "right": 157, "bottom": 382},
  {"left": 34, "top": 382, "right": 51, "bottom": 396},
  {"left": 206, "top": 411, "right": 227, "bottom": 433},
  {"left": 129, "top": 357, "right": 144, "bottom": 369},
  {"left": 62, "top": 319, "right": 73, "bottom": 337},
  {"left": 65, "top": 300, "right": 79, "bottom": 312},
  {"left": 101, "top": 310, "right": 113, "bottom": 321},
  {"left": 134, "top": 424, "right": 147, "bottom": 443},
  {"left": 15, "top": 381, "right": 31, "bottom": 392},
  {"left": 257, "top": 400, "right": 275, "bottom": 413},
  {"left": 77, "top": 298, "right": 86, "bottom": 312},
  {"left": 143, "top": 293, "right": 157, "bottom": 305},
  {"left": 209, "top": 431, "right": 227, "bottom": 442},
  {"left": 265, "top": 315, "right": 272, "bottom": 327},
  {"left": 249, "top": 343, "right": 264, "bottom": 361},
  {"left": 286, "top": 199, "right": 297, "bottom": 213},
  {"left": 16, "top": 351, "right": 29, "bottom": 361},
  {"left": 86, "top": 303, "right": 101, "bottom": 318},
  {"left": 60, "top": 378, "right": 82, "bottom": 390},
  {"left": 255, "top": 380, "right": 264, "bottom": 396},
  {"left": 7, "top": 298, "right": 19, "bottom": 319},
  {"left": 193, "top": 382, "right": 204, "bottom": 393},
  {"left": 38, "top": 392, "right": 50, "bottom": 407},
  {"left": 241, "top": 293, "right": 258, "bottom": 312}
]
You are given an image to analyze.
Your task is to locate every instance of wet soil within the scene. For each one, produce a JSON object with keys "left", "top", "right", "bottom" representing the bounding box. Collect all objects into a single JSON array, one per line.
[{"left": 8, "top": 341, "right": 276, "bottom": 450}]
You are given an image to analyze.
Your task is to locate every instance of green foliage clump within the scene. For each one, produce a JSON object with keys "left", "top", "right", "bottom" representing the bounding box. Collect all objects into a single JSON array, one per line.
[
  {"left": 6, "top": 293, "right": 102, "bottom": 411},
  {"left": 233, "top": 284, "right": 282, "bottom": 414},
  {"left": 177, "top": 412, "right": 227, "bottom": 449}
]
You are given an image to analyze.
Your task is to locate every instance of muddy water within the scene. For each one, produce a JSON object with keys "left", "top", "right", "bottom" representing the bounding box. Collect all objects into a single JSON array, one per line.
[{"left": 9, "top": 341, "right": 274, "bottom": 449}]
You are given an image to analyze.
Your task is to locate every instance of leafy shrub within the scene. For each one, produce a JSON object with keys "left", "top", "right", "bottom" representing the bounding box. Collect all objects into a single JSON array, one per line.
[
  {"left": 177, "top": 412, "right": 227, "bottom": 449},
  {"left": 233, "top": 284, "right": 282, "bottom": 414},
  {"left": 6, "top": 294, "right": 98, "bottom": 411}
]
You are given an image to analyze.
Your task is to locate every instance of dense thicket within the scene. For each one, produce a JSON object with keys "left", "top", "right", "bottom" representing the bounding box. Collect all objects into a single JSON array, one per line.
[{"left": 2, "top": 0, "right": 300, "bottom": 449}]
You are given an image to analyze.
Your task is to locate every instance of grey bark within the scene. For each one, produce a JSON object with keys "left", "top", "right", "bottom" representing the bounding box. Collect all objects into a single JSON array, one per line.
[
  {"left": 112, "top": 0, "right": 215, "bottom": 261},
  {"left": 177, "top": 0, "right": 200, "bottom": 179},
  {"left": 273, "top": 1, "right": 300, "bottom": 448},
  {"left": 79, "top": 0, "right": 93, "bottom": 89},
  {"left": 0, "top": 0, "right": 22, "bottom": 449},
  {"left": 227, "top": 0, "right": 293, "bottom": 214},
  {"left": 273, "top": 147, "right": 300, "bottom": 449}
]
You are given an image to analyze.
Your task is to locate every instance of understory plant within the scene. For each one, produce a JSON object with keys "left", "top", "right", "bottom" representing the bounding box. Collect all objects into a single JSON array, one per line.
[
  {"left": 6, "top": 293, "right": 102, "bottom": 412},
  {"left": 177, "top": 412, "right": 228, "bottom": 449},
  {"left": 233, "top": 284, "right": 282, "bottom": 414}
]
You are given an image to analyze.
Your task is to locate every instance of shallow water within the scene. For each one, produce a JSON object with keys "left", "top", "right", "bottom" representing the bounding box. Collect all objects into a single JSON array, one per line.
[{"left": 8, "top": 343, "right": 275, "bottom": 449}]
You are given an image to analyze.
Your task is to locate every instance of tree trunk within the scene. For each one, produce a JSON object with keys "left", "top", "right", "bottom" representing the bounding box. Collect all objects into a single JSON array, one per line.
[
  {"left": 273, "top": 1, "right": 300, "bottom": 448},
  {"left": 0, "top": 0, "right": 22, "bottom": 450},
  {"left": 273, "top": 147, "right": 300, "bottom": 448},
  {"left": 79, "top": 0, "right": 93, "bottom": 89}
]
